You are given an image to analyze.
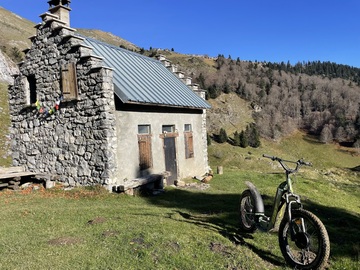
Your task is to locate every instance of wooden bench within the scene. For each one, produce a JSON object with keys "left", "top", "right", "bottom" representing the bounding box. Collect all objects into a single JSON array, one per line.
[
  {"left": 0, "top": 166, "right": 50, "bottom": 190},
  {"left": 117, "top": 174, "right": 165, "bottom": 195}
]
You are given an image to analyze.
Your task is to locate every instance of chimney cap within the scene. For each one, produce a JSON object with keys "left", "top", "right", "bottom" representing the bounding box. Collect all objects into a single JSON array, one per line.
[{"left": 48, "top": 0, "right": 71, "bottom": 7}]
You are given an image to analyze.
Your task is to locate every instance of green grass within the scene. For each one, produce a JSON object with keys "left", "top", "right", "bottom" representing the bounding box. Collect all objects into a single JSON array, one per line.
[
  {"left": 0, "top": 82, "right": 11, "bottom": 166},
  {"left": 0, "top": 132, "right": 359, "bottom": 269},
  {"left": 0, "top": 187, "right": 275, "bottom": 270}
]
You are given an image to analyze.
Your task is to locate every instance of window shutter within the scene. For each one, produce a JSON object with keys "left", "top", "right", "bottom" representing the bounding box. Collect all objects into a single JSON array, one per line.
[
  {"left": 61, "top": 62, "right": 78, "bottom": 100},
  {"left": 138, "top": 134, "right": 153, "bottom": 170},
  {"left": 185, "top": 132, "right": 194, "bottom": 159}
]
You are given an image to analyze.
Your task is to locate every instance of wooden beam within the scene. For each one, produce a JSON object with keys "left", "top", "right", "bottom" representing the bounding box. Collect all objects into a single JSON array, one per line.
[
  {"left": 0, "top": 172, "right": 37, "bottom": 180},
  {"left": 0, "top": 166, "right": 26, "bottom": 174}
]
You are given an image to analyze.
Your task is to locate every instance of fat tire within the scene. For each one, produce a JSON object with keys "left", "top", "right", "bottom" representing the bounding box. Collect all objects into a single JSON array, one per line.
[
  {"left": 278, "top": 209, "right": 330, "bottom": 269},
  {"left": 238, "top": 189, "right": 257, "bottom": 233}
]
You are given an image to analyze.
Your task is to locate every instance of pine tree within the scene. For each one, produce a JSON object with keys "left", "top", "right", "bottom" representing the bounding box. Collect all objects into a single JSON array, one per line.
[
  {"left": 223, "top": 80, "right": 230, "bottom": 94},
  {"left": 218, "top": 128, "right": 228, "bottom": 143},
  {"left": 207, "top": 133, "right": 212, "bottom": 146},
  {"left": 246, "top": 123, "right": 261, "bottom": 148},
  {"left": 233, "top": 131, "right": 240, "bottom": 146},
  {"left": 239, "top": 131, "right": 248, "bottom": 148},
  {"left": 197, "top": 73, "right": 206, "bottom": 89},
  {"left": 207, "top": 84, "right": 220, "bottom": 99},
  {"left": 251, "top": 124, "right": 261, "bottom": 148}
]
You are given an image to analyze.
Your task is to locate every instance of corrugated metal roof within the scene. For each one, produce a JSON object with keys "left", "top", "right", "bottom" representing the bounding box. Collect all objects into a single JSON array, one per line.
[{"left": 82, "top": 37, "right": 211, "bottom": 109}]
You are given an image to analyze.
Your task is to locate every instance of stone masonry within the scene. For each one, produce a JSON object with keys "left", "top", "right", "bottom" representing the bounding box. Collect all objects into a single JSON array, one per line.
[{"left": 8, "top": 9, "right": 118, "bottom": 187}]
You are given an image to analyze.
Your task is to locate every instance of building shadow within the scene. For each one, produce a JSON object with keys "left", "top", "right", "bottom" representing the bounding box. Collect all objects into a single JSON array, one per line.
[{"left": 145, "top": 187, "right": 360, "bottom": 265}]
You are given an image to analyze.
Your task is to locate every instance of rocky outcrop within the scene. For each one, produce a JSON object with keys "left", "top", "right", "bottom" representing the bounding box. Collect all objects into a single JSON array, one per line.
[{"left": 0, "top": 50, "right": 18, "bottom": 84}]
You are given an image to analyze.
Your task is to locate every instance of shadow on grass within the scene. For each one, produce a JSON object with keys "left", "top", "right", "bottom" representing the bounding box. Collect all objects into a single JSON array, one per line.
[
  {"left": 303, "top": 199, "right": 360, "bottom": 260},
  {"left": 302, "top": 134, "right": 323, "bottom": 145},
  {"left": 145, "top": 187, "right": 360, "bottom": 265},
  {"left": 146, "top": 188, "right": 285, "bottom": 266}
]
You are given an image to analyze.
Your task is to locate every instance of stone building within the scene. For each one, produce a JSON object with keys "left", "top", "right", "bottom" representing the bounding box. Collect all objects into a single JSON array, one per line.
[{"left": 8, "top": 0, "right": 211, "bottom": 191}]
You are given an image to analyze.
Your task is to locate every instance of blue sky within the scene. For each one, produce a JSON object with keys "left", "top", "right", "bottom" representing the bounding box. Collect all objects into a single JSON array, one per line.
[{"left": 1, "top": 0, "right": 360, "bottom": 68}]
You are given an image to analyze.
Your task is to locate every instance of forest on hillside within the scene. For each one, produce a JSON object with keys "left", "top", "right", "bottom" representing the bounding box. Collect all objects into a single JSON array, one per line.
[{"left": 193, "top": 56, "right": 360, "bottom": 147}]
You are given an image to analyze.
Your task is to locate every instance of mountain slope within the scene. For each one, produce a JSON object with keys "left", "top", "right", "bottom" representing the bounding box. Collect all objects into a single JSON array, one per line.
[
  {"left": 0, "top": 6, "right": 359, "bottom": 147},
  {"left": 0, "top": 6, "right": 35, "bottom": 53}
]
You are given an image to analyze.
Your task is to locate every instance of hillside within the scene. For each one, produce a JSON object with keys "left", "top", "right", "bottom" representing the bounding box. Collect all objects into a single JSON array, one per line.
[
  {"left": 76, "top": 29, "right": 139, "bottom": 52},
  {"left": 0, "top": 7, "right": 358, "bottom": 269},
  {"left": 0, "top": 6, "right": 359, "bottom": 150},
  {"left": 0, "top": 7, "right": 35, "bottom": 53}
]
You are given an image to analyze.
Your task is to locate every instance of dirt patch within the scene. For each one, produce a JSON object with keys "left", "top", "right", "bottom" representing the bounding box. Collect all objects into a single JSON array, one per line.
[
  {"left": 87, "top": 217, "right": 107, "bottom": 225},
  {"left": 179, "top": 182, "right": 210, "bottom": 191},
  {"left": 102, "top": 230, "right": 119, "bottom": 237},
  {"left": 168, "top": 241, "right": 181, "bottom": 252},
  {"left": 48, "top": 237, "right": 83, "bottom": 246},
  {"left": 130, "top": 236, "right": 145, "bottom": 245},
  {"left": 209, "top": 242, "right": 232, "bottom": 257}
]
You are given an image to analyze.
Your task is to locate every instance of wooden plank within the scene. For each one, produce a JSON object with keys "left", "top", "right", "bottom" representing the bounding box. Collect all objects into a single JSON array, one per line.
[
  {"left": 0, "top": 183, "right": 9, "bottom": 188},
  {"left": 0, "top": 172, "right": 37, "bottom": 180},
  {"left": 0, "top": 166, "right": 26, "bottom": 174},
  {"left": 118, "top": 174, "right": 163, "bottom": 192}
]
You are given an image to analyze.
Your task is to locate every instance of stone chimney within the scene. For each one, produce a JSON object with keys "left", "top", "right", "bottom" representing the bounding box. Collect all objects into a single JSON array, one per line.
[{"left": 47, "top": 0, "right": 71, "bottom": 26}]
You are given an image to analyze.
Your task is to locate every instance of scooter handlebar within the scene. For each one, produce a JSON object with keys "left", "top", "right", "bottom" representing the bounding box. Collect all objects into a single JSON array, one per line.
[
  {"left": 263, "top": 154, "right": 276, "bottom": 160},
  {"left": 263, "top": 154, "right": 312, "bottom": 167},
  {"left": 298, "top": 159, "right": 312, "bottom": 166}
]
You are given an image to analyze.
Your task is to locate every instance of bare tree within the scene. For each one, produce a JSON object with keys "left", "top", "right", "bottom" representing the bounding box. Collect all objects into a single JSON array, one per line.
[{"left": 320, "top": 124, "right": 334, "bottom": 143}]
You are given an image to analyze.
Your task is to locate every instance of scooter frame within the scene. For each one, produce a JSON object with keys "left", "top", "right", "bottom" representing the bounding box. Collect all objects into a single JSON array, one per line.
[{"left": 245, "top": 154, "right": 311, "bottom": 232}]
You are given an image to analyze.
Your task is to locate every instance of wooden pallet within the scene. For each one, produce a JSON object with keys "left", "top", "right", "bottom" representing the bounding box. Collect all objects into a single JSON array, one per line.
[
  {"left": 0, "top": 166, "right": 48, "bottom": 190},
  {"left": 117, "top": 173, "right": 165, "bottom": 194}
]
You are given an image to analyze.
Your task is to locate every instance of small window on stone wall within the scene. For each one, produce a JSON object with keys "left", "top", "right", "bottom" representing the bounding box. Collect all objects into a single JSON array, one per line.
[
  {"left": 24, "top": 75, "right": 37, "bottom": 105},
  {"left": 61, "top": 62, "right": 78, "bottom": 100}
]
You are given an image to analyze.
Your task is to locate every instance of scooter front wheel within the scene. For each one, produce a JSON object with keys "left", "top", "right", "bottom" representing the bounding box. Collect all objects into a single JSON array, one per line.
[
  {"left": 238, "top": 189, "right": 257, "bottom": 233},
  {"left": 278, "top": 209, "right": 330, "bottom": 269}
]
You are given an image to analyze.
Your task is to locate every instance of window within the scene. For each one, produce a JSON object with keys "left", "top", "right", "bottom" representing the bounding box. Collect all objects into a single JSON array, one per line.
[
  {"left": 138, "top": 125, "right": 151, "bottom": 134},
  {"left": 184, "top": 124, "right": 194, "bottom": 159},
  {"left": 61, "top": 62, "right": 78, "bottom": 100},
  {"left": 162, "top": 125, "right": 175, "bottom": 133},
  {"left": 138, "top": 125, "right": 152, "bottom": 170},
  {"left": 24, "top": 75, "right": 37, "bottom": 105},
  {"left": 184, "top": 124, "right": 192, "bottom": 132}
]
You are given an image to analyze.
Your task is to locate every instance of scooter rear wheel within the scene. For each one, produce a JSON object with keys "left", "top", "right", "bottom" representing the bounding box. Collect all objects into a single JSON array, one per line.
[{"left": 239, "top": 189, "right": 257, "bottom": 233}]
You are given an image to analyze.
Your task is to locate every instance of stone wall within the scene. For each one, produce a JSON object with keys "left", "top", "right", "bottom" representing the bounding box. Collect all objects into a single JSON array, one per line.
[{"left": 8, "top": 14, "right": 118, "bottom": 187}]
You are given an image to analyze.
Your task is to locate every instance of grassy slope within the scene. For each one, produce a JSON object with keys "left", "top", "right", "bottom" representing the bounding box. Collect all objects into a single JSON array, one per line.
[
  {"left": 206, "top": 92, "right": 254, "bottom": 135},
  {"left": 0, "top": 7, "right": 34, "bottom": 52},
  {"left": 0, "top": 132, "right": 358, "bottom": 270},
  {"left": 0, "top": 82, "right": 11, "bottom": 166},
  {"left": 0, "top": 7, "right": 358, "bottom": 269},
  {"left": 76, "top": 29, "right": 139, "bottom": 51},
  {"left": 210, "top": 131, "right": 360, "bottom": 269}
]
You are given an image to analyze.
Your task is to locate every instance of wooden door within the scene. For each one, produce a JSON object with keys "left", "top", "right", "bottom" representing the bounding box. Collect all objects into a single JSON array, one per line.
[
  {"left": 163, "top": 137, "right": 177, "bottom": 185},
  {"left": 138, "top": 134, "right": 152, "bottom": 170}
]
